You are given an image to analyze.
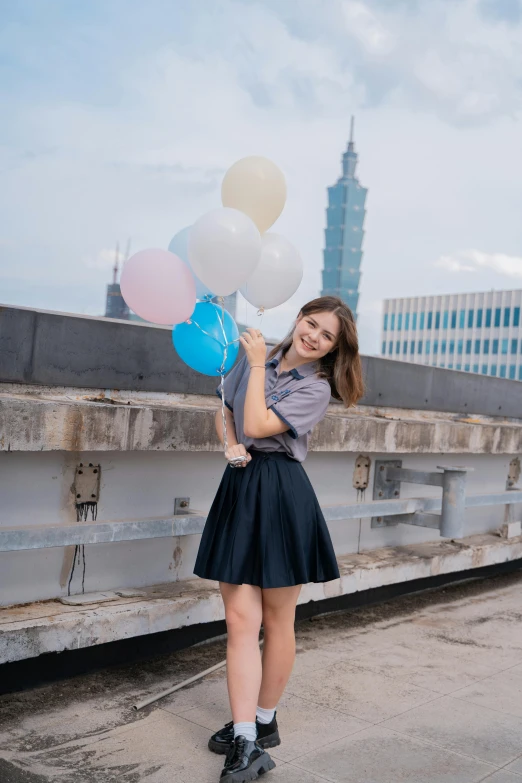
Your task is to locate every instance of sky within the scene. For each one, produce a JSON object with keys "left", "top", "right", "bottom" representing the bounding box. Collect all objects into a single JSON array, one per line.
[{"left": 1, "top": 0, "right": 521, "bottom": 354}]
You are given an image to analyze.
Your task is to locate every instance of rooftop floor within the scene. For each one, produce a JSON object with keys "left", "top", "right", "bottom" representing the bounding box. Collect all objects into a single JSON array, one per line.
[{"left": 2, "top": 571, "right": 522, "bottom": 782}]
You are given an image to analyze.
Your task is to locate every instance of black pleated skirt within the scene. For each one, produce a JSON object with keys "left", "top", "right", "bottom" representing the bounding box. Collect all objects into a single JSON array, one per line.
[{"left": 193, "top": 449, "right": 340, "bottom": 588}]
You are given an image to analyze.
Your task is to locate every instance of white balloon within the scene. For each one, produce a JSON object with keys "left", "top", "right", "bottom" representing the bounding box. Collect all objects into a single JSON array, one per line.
[
  {"left": 240, "top": 233, "right": 303, "bottom": 310},
  {"left": 188, "top": 208, "right": 261, "bottom": 297}
]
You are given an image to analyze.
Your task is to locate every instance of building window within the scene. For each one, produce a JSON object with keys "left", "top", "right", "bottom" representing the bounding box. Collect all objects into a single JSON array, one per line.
[
  {"left": 476, "top": 308, "right": 483, "bottom": 328},
  {"left": 482, "top": 364, "right": 488, "bottom": 375},
  {"left": 382, "top": 341, "right": 386, "bottom": 355},
  {"left": 492, "top": 339, "right": 499, "bottom": 355},
  {"left": 456, "top": 363, "right": 462, "bottom": 370},
  {"left": 435, "top": 312, "right": 441, "bottom": 329},
  {"left": 383, "top": 314, "right": 388, "bottom": 331},
  {"left": 514, "top": 307, "right": 520, "bottom": 327},
  {"left": 417, "top": 340, "right": 423, "bottom": 354},
  {"left": 440, "top": 362, "right": 445, "bottom": 368},
  {"left": 433, "top": 340, "right": 439, "bottom": 354},
  {"left": 403, "top": 340, "right": 408, "bottom": 353},
  {"left": 511, "top": 339, "right": 518, "bottom": 355},
  {"left": 474, "top": 339, "right": 481, "bottom": 354},
  {"left": 509, "top": 365, "right": 516, "bottom": 380},
  {"left": 471, "top": 364, "right": 477, "bottom": 373},
  {"left": 410, "top": 340, "right": 415, "bottom": 354},
  {"left": 426, "top": 340, "right": 431, "bottom": 354},
  {"left": 390, "top": 313, "right": 395, "bottom": 330},
  {"left": 443, "top": 310, "right": 449, "bottom": 329},
  {"left": 519, "top": 367, "right": 522, "bottom": 381},
  {"left": 419, "top": 312, "right": 425, "bottom": 329},
  {"left": 485, "top": 308, "right": 492, "bottom": 327},
  {"left": 427, "top": 311, "right": 433, "bottom": 329},
  {"left": 491, "top": 365, "right": 497, "bottom": 376},
  {"left": 457, "top": 339, "right": 463, "bottom": 355},
  {"left": 396, "top": 340, "right": 400, "bottom": 353},
  {"left": 441, "top": 340, "right": 447, "bottom": 354},
  {"left": 405, "top": 313, "right": 410, "bottom": 331},
  {"left": 465, "top": 339, "right": 472, "bottom": 355},
  {"left": 388, "top": 341, "right": 393, "bottom": 354},
  {"left": 502, "top": 338, "right": 508, "bottom": 355},
  {"left": 449, "top": 340, "right": 455, "bottom": 354},
  {"left": 468, "top": 309, "right": 474, "bottom": 328},
  {"left": 412, "top": 312, "right": 417, "bottom": 330},
  {"left": 504, "top": 308, "right": 511, "bottom": 327},
  {"left": 459, "top": 310, "right": 465, "bottom": 328},
  {"left": 495, "top": 308, "right": 501, "bottom": 327},
  {"left": 500, "top": 365, "right": 507, "bottom": 378},
  {"left": 483, "top": 339, "right": 490, "bottom": 355},
  {"left": 451, "top": 310, "right": 457, "bottom": 328},
  {"left": 397, "top": 313, "right": 403, "bottom": 330}
]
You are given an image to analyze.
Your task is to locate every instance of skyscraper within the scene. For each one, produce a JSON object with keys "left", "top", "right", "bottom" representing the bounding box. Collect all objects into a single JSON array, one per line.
[{"left": 321, "top": 117, "right": 367, "bottom": 316}]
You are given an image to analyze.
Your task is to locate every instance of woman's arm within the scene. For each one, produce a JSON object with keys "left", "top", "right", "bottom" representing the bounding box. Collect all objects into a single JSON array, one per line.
[
  {"left": 240, "top": 330, "right": 290, "bottom": 440},
  {"left": 215, "top": 406, "right": 252, "bottom": 467}
]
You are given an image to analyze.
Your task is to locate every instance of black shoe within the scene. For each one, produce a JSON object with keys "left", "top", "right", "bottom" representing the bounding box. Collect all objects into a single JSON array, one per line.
[
  {"left": 220, "top": 735, "right": 275, "bottom": 782},
  {"left": 208, "top": 713, "right": 280, "bottom": 755}
]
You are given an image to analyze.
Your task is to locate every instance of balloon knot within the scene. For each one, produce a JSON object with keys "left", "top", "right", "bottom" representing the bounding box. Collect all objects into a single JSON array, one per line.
[{"left": 257, "top": 307, "right": 265, "bottom": 316}]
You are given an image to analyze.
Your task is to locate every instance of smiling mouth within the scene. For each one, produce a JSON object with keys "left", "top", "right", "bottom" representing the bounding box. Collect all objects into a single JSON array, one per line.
[{"left": 301, "top": 338, "right": 316, "bottom": 351}]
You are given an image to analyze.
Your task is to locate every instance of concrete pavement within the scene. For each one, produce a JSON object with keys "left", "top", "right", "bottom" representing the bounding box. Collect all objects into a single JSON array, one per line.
[{"left": 2, "top": 570, "right": 522, "bottom": 782}]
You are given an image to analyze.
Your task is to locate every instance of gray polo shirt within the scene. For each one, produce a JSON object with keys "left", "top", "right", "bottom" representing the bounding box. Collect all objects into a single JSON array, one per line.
[{"left": 215, "top": 347, "right": 331, "bottom": 462}]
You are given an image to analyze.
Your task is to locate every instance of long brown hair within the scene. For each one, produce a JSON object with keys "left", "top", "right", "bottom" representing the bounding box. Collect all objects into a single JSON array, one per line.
[{"left": 268, "top": 296, "right": 364, "bottom": 407}]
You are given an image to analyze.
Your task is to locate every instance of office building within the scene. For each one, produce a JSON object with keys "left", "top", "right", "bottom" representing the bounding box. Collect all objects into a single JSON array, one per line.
[
  {"left": 381, "top": 289, "right": 522, "bottom": 380},
  {"left": 321, "top": 116, "right": 368, "bottom": 316}
]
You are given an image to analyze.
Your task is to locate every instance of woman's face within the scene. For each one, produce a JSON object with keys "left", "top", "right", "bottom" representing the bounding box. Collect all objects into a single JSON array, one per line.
[{"left": 292, "top": 310, "right": 341, "bottom": 361}]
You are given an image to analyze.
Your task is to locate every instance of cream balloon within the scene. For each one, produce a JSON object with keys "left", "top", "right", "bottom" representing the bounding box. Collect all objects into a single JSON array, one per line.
[
  {"left": 221, "top": 156, "right": 287, "bottom": 234},
  {"left": 240, "top": 233, "right": 303, "bottom": 310},
  {"left": 188, "top": 207, "right": 261, "bottom": 297}
]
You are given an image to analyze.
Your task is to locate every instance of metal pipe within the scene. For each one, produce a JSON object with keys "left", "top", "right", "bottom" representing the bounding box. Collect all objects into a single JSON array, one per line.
[
  {"left": 133, "top": 639, "right": 265, "bottom": 711},
  {"left": 439, "top": 467, "right": 468, "bottom": 538}
]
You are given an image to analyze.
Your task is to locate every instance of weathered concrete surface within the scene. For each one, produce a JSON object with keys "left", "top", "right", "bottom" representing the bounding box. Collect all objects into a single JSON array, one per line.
[
  {"left": 2, "top": 572, "right": 522, "bottom": 781},
  {"left": 2, "top": 383, "right": 522, "bottom": 454},
  {"left": 3, "top": 303, "right": 522, "bottom": 417},
  {"left": 1, "top": 532, "right": 521, "bottom": 665}
]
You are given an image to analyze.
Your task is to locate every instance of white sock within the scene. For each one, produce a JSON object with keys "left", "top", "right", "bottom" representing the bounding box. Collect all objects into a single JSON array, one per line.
[
  {"left": 233, "top": 721, "right": 257, "bottom": 741},
  {"left": 256, "top": 706, "right": 276, "bottom": 724}
]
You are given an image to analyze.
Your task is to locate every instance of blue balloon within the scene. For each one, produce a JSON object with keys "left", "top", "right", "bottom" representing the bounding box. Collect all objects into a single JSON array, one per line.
[
  {"left": 173, "top": 301, "right": 239, "bottom": 376},
  {"left": 168, "top": 226, "right": 214, "bottom": 301}
]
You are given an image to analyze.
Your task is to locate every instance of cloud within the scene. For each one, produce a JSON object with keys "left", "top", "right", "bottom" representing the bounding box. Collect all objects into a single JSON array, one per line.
[{"left": 435, "top": 249, "right": 522, "bottom": 278}]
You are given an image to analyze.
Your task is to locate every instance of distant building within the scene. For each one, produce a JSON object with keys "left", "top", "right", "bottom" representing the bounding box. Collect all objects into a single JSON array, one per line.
[
  {"left": 105, "top": 252, "right": 130, "bottom": 320},
  {"left": 381, "top": 289, "right": 522, "bottom": 380},
  {"left": 321, "top": 116, "right": 368, "bottom": 317}
]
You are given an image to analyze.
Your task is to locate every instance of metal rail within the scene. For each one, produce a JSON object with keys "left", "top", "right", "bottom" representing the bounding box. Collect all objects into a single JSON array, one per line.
[{"left": 0, "top": 491, "right": 521, "bottom": 552}]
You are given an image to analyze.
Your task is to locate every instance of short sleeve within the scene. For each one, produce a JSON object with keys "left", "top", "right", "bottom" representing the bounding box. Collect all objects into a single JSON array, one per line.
[
  {"left": 215, "top": 354, "right": 248, "bottom": 412},
  {"left": 269, "top": 381, "right": 331, "bottom": 440}
]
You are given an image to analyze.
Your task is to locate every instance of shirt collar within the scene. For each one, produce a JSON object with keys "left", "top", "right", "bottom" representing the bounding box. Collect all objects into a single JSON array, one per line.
[{"left": 265, "top": 347, "right": 318, "bottom": 380}]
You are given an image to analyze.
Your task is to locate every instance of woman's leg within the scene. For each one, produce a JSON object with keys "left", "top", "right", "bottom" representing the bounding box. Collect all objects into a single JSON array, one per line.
[
  {"left": 258, "top": 585, "right": 302, "bottom": 709},
  {"left": 220, "top": 582, "right": 263, "bottom": 723}
]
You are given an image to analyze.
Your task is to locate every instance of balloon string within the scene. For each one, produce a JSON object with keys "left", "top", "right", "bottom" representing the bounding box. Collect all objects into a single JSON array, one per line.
[{"left": 216, "top": 297, "right": 230, "bottom": 456}]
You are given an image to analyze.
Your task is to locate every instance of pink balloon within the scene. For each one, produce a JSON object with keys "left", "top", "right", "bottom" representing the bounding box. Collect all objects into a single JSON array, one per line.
[{"left": 120, "top": 249, "right": 196, "bottom": 325}]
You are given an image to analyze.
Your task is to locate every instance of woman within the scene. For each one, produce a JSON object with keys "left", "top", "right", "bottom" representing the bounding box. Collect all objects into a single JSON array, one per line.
[{"left": 193, "top": 295, "right": 364, "bottom": 783}]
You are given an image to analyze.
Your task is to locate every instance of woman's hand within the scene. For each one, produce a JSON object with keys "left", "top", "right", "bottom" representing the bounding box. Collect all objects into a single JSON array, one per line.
[
  {"left": 239, "top": 327, "right": 266, "bottom": 368},
  {"left": 224, "top": 443, "right": 252, "bottom": 468}
]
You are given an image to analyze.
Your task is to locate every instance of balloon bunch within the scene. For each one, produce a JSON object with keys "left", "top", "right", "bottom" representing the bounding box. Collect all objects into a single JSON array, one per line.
[
  {"left": 120, "top": 156, "right": 303, "bottom": 452},
  {"left": 120, "top": 156, "right": 302, "bottom": 372}
]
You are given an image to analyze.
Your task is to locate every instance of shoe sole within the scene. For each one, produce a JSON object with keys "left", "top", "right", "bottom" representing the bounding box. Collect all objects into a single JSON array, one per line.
[
  {"left": 209, "top": 732, "right": 280, "bottom": 755},
  {"left": 219, "top": 751, "right": 276, "bottom": 782}
]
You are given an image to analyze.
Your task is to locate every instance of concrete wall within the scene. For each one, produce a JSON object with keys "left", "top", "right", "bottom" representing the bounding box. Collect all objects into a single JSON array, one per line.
[
  {"left": 2, "top": 303, "right": 522, "bottom": 417},
  {"left": 0, "top": 447, "right": 519, "bottom": 607}
]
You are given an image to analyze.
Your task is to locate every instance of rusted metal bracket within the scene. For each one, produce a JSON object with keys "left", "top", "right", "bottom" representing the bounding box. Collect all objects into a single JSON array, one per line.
[{"left": 372, "top": 461, "right": 472, "bottom": 538}]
